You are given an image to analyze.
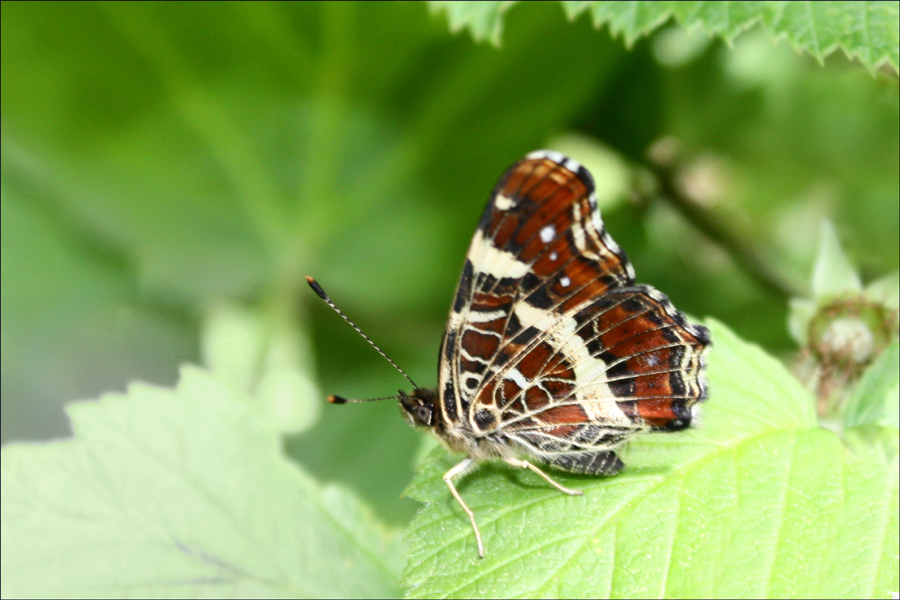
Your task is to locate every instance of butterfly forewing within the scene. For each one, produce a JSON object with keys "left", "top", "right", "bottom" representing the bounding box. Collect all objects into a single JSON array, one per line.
[{"left": 439, "top": 151, "right": 710, "bottom": 470}]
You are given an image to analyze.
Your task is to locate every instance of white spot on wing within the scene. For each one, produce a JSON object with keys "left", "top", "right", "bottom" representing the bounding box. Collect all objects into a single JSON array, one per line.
[
  {"left": 466, "top": 309, "right": 507, "bottom": 323},
  {"left": 604, "top": 232, "right": 622, "bottom": 255},
  {"left": 495, "top": 194, "right": 515, "bottom": 210},
  {"left": 469, "top": 230, "right": 530, "bottom": 278},
  {"left": 592, "top": 204, "right": 604, "bottom": 234},
  {"left": 563, "top": 157, "right": 584, "bottom": 173},
  {"left": 513, "top": 301, "right": 559, "bottom": 333},
  {"left": 560, "top": 276, "right": 571, "bottom": 288},
  {"left": 506, "top": 368, "right": 529, "bottom": 389},
  {"left": 626, "top": 262, "right": 636, "bottom": 280},
  {"left": 540, "top": 225, "right": 555, "bottom": 243},
  {"left": 526, "top": 149, "right": 566, "bottom": 165}
]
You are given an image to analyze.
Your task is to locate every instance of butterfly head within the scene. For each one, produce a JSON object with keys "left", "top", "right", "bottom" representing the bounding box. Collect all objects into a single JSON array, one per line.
[{"left": 399, "top": 388, "right": 438, "bottom": 428}]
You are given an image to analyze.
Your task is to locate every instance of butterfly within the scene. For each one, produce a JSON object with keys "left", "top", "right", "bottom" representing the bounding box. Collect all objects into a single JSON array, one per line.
[{"left": 308, "top": 150, "right": 711, "bottom": 558}]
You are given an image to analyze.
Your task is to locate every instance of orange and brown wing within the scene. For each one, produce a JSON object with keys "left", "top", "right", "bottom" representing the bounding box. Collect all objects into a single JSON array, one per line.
[{"left": 438, "top": 151, "right": 710, "bottom": 472}]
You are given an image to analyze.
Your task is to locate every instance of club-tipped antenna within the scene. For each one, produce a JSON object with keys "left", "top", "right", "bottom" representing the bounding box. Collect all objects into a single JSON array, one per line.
[
  {"left": 306, "top": 276, "right": 418, "bottom": 389},
  {"left": 327, "top": 394, "right": 402, "bottom": 405}
]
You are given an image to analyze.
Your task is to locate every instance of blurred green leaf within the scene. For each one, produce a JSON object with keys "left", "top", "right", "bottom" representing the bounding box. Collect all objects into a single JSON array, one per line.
[
  {"left": 787, "top": 297, "right": 818, "bottom": 346},
  {"left": 427, "top": 1, "right": 516, "bottom": 44},
  {"left": 844, "top": 340, "right": 900, "bottom": 430},
  {"left": 201, "top": 301, "right": 321, "bottom": 433},
  {"left": 432, "top": 1, "right": 900, "bottom": 73},
  {"left": 2, "top": 3, "right": 898, "bottom": 594},
  {"left": 812, "top": 220, "right": 864, "bottom": 300},
  {"left": 866, "top": 271, "right": 900, "bottom": 311},
  {"left": 0, "top": 367, "right": 403, "bottom": 598},
  {"left": 2, "top": 1, "right": 629, "bottom": 519},
  {"left": 0, "top": 180, "right": 196, "bottom": 441},
  {"left": 402, "top": 320, "right": 898, "bottom": 598}
]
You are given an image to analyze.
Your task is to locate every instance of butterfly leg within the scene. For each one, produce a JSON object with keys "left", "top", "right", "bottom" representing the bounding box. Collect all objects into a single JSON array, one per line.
[
  {"left": 503, "top": 457, "right": 583, "bottom": 496},
  {"left": 443, "top": 457, "right": 485, "bottom": 558}
]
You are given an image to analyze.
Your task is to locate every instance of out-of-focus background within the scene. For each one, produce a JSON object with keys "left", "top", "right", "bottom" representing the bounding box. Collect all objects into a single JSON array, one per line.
[{"left": 2, "top": 2, "right": 897, "bottom": 526}]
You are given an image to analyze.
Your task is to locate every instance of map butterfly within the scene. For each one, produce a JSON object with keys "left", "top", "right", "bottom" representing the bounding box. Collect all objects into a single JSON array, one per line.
[{"left": 308, "top": 150, "right": 711, "bottom": 557}]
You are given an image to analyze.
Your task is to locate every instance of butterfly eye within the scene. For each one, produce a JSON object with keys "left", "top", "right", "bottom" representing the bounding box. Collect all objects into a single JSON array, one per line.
[{"left": 415, "top": 405, "right": 432, "bottom": 426}]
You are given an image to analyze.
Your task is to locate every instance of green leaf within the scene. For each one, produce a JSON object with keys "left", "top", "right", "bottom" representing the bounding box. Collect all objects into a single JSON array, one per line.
[
  {"left": 812, "top": 220, "right": 864, "bottom": 300},
  {"left": 787, "top": 297, "right": 818, "bottom": 346},
  {"left": 0, "top": 367, "right": 403, "bottom": 598},
  {"left": 401, "top": 320, "right": 898, "bottom": 598},
  {"left": 201, "top": 301, "right": 321, "bottom": 434},
  {"left": 844, "top": 340, "right": 900, "bottom": 430},
  {"left": 427, "top": 1, "right": 517, "bottom": 44},
  {"left": 430, "top": 1, "right": 900, "bottom": 73},
  {"left": 0, "top": 180, "right": 196, "bottom": 441},
  {"left": 866, "top": 271, "right": 900, "bottom": 312}
]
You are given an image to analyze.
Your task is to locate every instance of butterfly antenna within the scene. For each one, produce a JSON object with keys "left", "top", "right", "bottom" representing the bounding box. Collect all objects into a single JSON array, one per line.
[
  {"left": 327, "top": 394, "right": 401, "bottom": 405},
  {"left": 306, "top": 276, "right": 418, "bottom": 389}
]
